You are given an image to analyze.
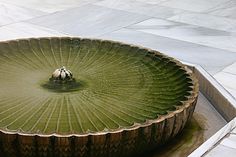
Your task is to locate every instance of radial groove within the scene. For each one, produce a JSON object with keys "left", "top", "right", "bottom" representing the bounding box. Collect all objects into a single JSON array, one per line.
[{"left": 0, "top": 37, "right": 197, "bottom": 135}]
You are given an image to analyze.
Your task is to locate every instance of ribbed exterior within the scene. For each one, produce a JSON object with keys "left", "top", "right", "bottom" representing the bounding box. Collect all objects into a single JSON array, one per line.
[{"left": 0, "top": 98, "right": 197, "bottom": 157}]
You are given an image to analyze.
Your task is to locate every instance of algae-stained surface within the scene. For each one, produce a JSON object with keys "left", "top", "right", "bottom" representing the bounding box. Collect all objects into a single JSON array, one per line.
[
  {"left": 0, "top": 37, "right": 194, "bottom": 135},
  {"left": 141, "top": 117, "right": 204, "bottom": 157}
]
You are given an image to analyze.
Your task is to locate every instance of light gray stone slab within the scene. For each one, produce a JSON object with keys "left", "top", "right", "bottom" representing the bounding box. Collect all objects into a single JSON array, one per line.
[
  {"left": 222, "top": 62, "right": 236, "bottom": 74},
  {"left": 100, "top": 28, "right": 236, "bottom": 74},
  {"left": 214, "top": 72, "right": 236, "bottom": 95},
  {"left": 158, "top": 0, "right": 230, "bottom": 13},
  {"left": 168, "top": 12, "right": 236, "bottom": 33},
  {"left": 95, "top": 0, "right": 184, "bottom": 19},
  {"left": 220, "top": 134, "right": 236, "bottom": 149},
  {"left": 226, "top": 88, "right": 236, "bottom": 100},
  {"left": 0, "top": 2, "right": 45, "bottom": 26},
  {"left": 206, "top": 0, "right": 236, "bottom": 19},
  {"left": 232, "top": 127, "right": 236, "bottom": 134},
  {"left": 213, "top": 62, "right": 236, "bottom": 98},
  {"left": 136, "top": 0, "right": 167, "bottom": 5},
  {"left": 0, "top": 22, "right": 67, "bottom": 41},
  {"left": 127, "top": 18, "right": 236, "bottom": 53},
  {"left": 204, "top": 144, "right": 236, "bottom": 157},
  {"left": 28, "top": 4, "right": 149, "bottom": 37},
  {"left": 0, "top": 0, "right": 100, "bottom": 13}
]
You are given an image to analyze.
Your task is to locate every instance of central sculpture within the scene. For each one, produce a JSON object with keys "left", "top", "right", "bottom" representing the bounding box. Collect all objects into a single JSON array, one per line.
[
  {"left": 50, "top": 66, "right": 74, "bottom": 82},
  {"left": 0, "top": 37, "right": 198, "bottom": 157}
]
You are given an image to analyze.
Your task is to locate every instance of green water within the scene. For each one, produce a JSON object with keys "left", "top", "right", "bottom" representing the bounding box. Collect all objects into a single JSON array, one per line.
[{"left": 0, "top": 38, "right": 192, "bottom": 134}]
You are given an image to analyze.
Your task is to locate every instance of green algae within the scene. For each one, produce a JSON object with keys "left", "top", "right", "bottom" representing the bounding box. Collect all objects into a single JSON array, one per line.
[
  {"left": 141, "top": 118, "right": 204, "bottom": 157},
  {"left": 0, "top": 38, "right": 194, "bottom": 134}
]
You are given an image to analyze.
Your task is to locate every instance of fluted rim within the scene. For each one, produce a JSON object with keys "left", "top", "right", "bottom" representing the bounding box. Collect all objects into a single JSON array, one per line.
[{"left": 0, "top": 37, "right": 199, "bottom": 137}]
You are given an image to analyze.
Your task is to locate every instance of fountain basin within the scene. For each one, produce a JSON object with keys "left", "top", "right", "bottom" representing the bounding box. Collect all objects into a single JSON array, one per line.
[{"left": 0, "top": 37, "right": 198, "bottom": 157}]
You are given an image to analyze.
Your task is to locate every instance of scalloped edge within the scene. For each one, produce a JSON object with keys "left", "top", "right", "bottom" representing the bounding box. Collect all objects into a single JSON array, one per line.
[{"left": 0, "top": 36, "right": 199, "bottom": 137}]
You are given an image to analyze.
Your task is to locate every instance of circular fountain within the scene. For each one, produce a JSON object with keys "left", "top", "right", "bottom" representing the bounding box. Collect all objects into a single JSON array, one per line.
[{"left": 0, "top": 37, "right": 198, "bottom": 157}]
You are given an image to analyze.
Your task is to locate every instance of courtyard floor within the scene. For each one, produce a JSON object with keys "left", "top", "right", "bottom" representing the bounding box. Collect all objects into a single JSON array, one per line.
[{"left": 0, "top": 1, "right": 236, "bottom": 156}]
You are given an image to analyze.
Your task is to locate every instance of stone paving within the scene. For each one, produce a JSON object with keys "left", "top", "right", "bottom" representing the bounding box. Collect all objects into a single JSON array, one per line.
[
  {"left": 0, "top": 0, "right": 236, "bottom": 156},
  {"left": 1, "top": 0, "right": 236, "bottom": 99}
]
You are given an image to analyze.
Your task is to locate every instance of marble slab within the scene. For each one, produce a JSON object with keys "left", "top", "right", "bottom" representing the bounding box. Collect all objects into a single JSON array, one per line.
[
  {"left": 220, "top": 134, "right": 236, "bottom": 149},
  {"left": 0, "top": 2, "right": 45, "bottom": 26},
  {"left": 226, "top": 88, "right": 236, "bottom": 100},
  {"left": 232, "top": 127, "right": 236, "bottom": 134},
  {"left": 28, "top": 4, "right": 149, "bottom": 37},
  {"left": 0, "top": 22, "right": 67, "bottom": 41},
  {"left": 127, "top": 18, "right": 236, "bottom": 53},
  {"left": 204, "top": 144, "right": 236, "bottom": 157},
  {"left": 213, "top": 62, "right": 236, "bottom": 98},
  {"left": 206, "top": 0, "right": 236, "bottom": 19},
  {"left": 135, "top": 0, "right": 167, "bottom": 5},
  {"left": 158, "top": 0, "right": 230, "bottom": 13},
  {"left": 168, "top": 12, "right": 236, "bottom": 33},
  {"left": 95, "top": 0, "right": 184, "bottom": 19},
  {"left": 214, "top": 72, "right": 236, "bottom": 97},
  {"left": 100, "top": 28, "right": 236, "bottom": 74},
  {"left": 0, "top": 0, "right": 100, "bottom": 13},
  {"left": 222, "top": 62, "right": 236, "bottom": 74}
]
